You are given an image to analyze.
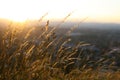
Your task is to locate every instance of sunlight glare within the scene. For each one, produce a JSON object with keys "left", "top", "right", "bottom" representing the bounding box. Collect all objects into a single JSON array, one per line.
[{"left": 0, "top": 0, "right": 120, "bottom": 23}]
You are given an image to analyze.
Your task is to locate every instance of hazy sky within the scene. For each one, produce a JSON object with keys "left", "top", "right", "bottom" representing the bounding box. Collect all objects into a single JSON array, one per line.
[{"left": 0, "top": 0, "right": 120, "bottom": 23}]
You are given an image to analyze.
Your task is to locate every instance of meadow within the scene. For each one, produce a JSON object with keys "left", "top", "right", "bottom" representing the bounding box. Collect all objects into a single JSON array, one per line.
[{"left": 0, "top": 20, "right": 120, "bottom": 80}]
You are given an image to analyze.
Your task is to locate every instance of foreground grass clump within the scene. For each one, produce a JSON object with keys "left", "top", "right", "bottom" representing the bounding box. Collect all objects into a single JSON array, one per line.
[{"left": 0, "top": 22, "right": 120, "bottom": 80}]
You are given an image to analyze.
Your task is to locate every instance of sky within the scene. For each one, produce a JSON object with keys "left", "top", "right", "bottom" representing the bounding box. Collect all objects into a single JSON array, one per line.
[{"left": 0, "top": 0, "right": 120, "bottom": 23}]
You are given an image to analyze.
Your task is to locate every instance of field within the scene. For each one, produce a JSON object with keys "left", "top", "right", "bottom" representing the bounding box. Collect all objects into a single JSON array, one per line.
[{"left": 0, "top": 21, "right": 120, "bottom": 80}]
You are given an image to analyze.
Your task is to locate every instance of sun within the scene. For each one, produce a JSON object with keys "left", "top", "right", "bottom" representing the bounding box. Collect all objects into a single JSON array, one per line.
[{"left": 0, "top": 0, "right": 50, "bottom": 22}]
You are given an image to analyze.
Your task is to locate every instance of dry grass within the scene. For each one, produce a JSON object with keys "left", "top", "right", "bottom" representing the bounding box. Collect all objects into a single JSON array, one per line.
[{"left": 0, "top": 19, "right": 120, "bottom": 80}]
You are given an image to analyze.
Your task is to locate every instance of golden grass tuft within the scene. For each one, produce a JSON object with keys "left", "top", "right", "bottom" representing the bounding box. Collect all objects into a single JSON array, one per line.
[{"left": 0, "top": 18, "right": 120, "bottom": 80}]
